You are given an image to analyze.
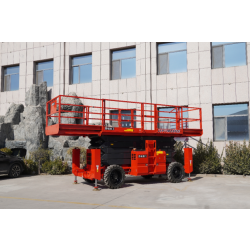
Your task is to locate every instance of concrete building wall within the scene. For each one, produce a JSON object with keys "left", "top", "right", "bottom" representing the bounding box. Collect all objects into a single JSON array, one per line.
[{"left": 1, "top": 42, "right": 250, "bottom": 153}]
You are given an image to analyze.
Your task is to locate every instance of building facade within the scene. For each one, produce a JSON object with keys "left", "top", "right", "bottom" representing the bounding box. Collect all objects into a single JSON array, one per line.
[{"left": 1, "top": 42, "right": 250, "bottom": 153}]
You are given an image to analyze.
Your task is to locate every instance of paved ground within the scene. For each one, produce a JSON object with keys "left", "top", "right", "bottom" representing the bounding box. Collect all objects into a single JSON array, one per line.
[{"left": 1, "top": 174, "right": 250, "bottom": 209}]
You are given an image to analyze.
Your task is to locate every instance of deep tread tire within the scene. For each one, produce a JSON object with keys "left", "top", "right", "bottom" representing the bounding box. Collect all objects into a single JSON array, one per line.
[
  {"left": 141, "top": 175, "right": 153, "bottom": 179},
  {"left": 9, "top": 163, "right": 22, "bottom": 178},
  {"left": 167, "top": 162, "right": 184, "bottom": 183},
  {"left": 83, "top": 178, "right": 95, "bottom": 183},
  {"left": 104, "top": 165, "right": 125, "bottom": 189}
]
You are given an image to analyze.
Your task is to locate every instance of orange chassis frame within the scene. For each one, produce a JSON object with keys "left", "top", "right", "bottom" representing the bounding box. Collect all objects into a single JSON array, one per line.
[{"left": 72, "top": 141, "right": 194, "bottom": 181}]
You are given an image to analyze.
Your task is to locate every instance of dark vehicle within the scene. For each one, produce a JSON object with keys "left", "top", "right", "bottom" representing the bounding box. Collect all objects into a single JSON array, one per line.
[{"left": 0, "top": 151, "right": 24, "bottom": 178}]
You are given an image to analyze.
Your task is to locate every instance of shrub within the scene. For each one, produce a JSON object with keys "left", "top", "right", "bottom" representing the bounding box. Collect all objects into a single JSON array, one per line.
[
  {"left": 193, "top": 139, "right": 222, "bottom": 174},
  {"left": 173, "top": 141, "right": 184, "bottom": 165},
  {"left": 67, "top": 147, "right": 87, "bottom": 166},
  {"left": 42, "top": 158, "right": 69, "bottom": 175},
  {"left": 30, "top": 145, "right": 52, "bottom": 165},
  {"left": 223, "top": 141, "right": 250, "bottom": 175},
  {"left": 0, "top": 148, "right": 12, "bottom": 155},
  {"left": 23, "top": 158, "right": 38, "bottom": 175}
]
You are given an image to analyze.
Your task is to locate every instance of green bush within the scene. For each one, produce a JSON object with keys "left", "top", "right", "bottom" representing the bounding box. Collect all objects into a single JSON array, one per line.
[
  {"left": 67, "top": 147, "right": 87, "bottom": 166},
  {"left": 223, "top": 141, "right": 250, "bottom": 175},
  {"left": 30, "top": 145, "right": 52, "bottom": 165},
  {"left": 23, "top": 158, "right": 38, "bottom": 175},
  {"left": 0, "top": 148, "right": 13, "bottom": 155},
  {"left": 193, "top": 139, "right": 222, "bottom": 174},
  {"left": 173, "top": 141, "right": 184, "bottom": 165},
  {"left": 42, "top": 158, "right": 69, "bottom": 175},
  {"left": 173, "top": 139, "right": 222, "bottom": 174}
]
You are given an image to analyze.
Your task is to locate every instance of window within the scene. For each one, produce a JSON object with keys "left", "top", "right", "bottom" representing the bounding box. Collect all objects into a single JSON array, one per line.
[
  {"left": 36, "top": 61, "right": 53, "bottom": 87},
  {"left": 3, "top": 66, "right": 19, "bottom": 91},
  {"left": 158, "top": 107, "right": 188, "bottom": 129},
  {"left": 112, "top": 48, "right": 136, "bottom": 80},
  {"left": 72, "top": 55, "right": 92, "bottom": 84},
  {"left": 213, "top": 104, "right": 249, "bottom": 141},
  {"left": 158, "top": 42, "right": 187, "bottom": 75},
  {"left": 110, "top": 110, "right": 136, "bottom": 128},
  {"left": 212, "top": 42, "right": 247, "bottom": 69}
]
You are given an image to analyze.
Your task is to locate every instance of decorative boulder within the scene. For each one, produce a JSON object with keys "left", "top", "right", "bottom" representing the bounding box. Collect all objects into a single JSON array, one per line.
[{"left": 4, "top": 103, "right": 24, "bottom": 125}]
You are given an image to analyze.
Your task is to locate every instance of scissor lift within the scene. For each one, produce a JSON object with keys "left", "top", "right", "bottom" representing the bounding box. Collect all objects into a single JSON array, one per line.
[{"left": 46, "top": 95, "right": 202, "bottom": 189}]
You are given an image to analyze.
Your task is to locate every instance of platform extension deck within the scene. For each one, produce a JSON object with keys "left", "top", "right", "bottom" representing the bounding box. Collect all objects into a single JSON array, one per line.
[{"left": 45, "top": 95, "right": 203, "bottom": 138}]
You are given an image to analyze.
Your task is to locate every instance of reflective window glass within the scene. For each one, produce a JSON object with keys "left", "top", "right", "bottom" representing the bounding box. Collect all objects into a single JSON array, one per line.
[
  {"left": 158, "top": 42, "right": 186, "bottom": 54},
  {"left": 36, "top": 60, "right": 54, "bottom": 86},
  {"left": 72, "top": 55, "right": 92, "bottom": 66},
  {"left": 80, "top": 64, "right": 92, "bottom": 83},
  {"left": 224, "top": 43, "right": 246, "bottom": 67},
  {"left": 212, "top": 46, "right": 223, "bottom": 69},
  {"left": 214, "top": 104, "right": 248, "bottom": 117},
  {"left": 112, "top": 48, "right": 136, "bottom": 80},
  {"left": 169, "top": 51, "right": 187, "bottom": 73},
  {"left": 43, "top": 69, "right": 53, "bottom": 87},
  {"left": 112, "top": 48, "right": 136, "bottom": 60},
  {"left": 72, "top": 67, "right": 79, "bottom": 84},
  {"left": 36, "top": 61, "right": 53, "bottom": 71},
  {"left": 121, "top": 58, "right": 136, "bottom": 79},
  {"left": 214, "top": 117, "right": 226, "bottom": 140},
  {"left": 112, "top": 61, "right": 120, "bottom": 80},
  {"left": 110, "top": 110, "right": 136, "bottom": 128},
  {"left": 10, "top": 74, "right": 19, "bottom": 91},
  {"left": 227, "top": 116, "right": 249, "bottom": 140},
  {"left": 158, "top": 54, "right": 168, "bottom": 75},
  {"left": 212, "top": 42, "right": 232, "bottom": 46},
  {"left": 213, "top": 104, "right": 249, "bottom": 141},
  {"left": 4, "top": 66, "right": 19, "bottom": 75},
  {"left": 157, "top": 42, "right": 187, "bottom": 75},
  {"left": 158, "top": 107, "right": 188, "bottom": 129},
  {"left": 212, "top": 42, "right": 247, "bottom": 68},
  {"left": 4, "top": 66, "right": 19, "bottom": 91},
  {"left": 72, "top": 55, "right": 92, "bottom": 84}
]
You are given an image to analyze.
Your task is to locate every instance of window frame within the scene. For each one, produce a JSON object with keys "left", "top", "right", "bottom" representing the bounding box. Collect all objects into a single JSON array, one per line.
[
  {"left": 111, "top": 47, "right": 136, "bottom": 80},
  {"left": 71, "top": 54, "right": 92, "bottom": 84},
  {"left": 110, "top": 109, "right": 136, "bottom": 128},
  {"left": 2, "top": 65, "right": 20, "bottom": 92},
  {"left": 35, "top": 60, "right": 54, "bottom": 86},
  {"left": 158, "top": 106, "right": 189, "bottom": 129},
  {"left": 213, "top": 103, "right": 249, "bottom": 141},
  {"left": 211, "top": 42, "right": 247, "bottom": 69},
  {"left": 157, "top": 42, "right": 187, "bottom": 75}
]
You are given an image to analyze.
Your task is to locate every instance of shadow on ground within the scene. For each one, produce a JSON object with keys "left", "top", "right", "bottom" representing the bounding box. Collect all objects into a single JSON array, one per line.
[
  {"left": 0, "top": 174, "right": 34, "bottom": 181},
  {"left": 77, "top": 175, "right": 203, "bottom": 189}
]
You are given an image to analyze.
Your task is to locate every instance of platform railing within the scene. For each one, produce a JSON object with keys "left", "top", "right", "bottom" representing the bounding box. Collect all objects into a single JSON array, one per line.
[{"left": 46, "top": 95, "right": 202, "bottom": 133}]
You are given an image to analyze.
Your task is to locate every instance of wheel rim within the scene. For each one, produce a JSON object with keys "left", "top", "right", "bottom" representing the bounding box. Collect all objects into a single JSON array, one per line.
[
  {"left": 11, "top": 164, "right": 21, "bottom": 177},
  {"left": 172, "top": 166, "right": 182, "bottom": 179},
  {"left": 110, "top": 169, "right": 122, "bottom": 185}
]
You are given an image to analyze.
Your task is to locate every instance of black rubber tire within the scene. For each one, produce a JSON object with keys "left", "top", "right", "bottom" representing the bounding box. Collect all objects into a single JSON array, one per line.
[
  {"left": 104, "top": 165, "right": 125, "bottom": 189},
  {"left": 167, "top": 162, "right": 184, "bottom": 183},
  {"left": 8, "top": 163, "right": 22, "bottom": 178},
  {"left": 141, "top": 175, "right": 153, "bottom": 179},
  {"left": 83, "top": 178, "right": 95, "bottom": 183}
]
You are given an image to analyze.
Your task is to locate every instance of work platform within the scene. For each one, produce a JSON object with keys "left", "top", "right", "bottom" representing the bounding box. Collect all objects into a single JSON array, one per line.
[{"left": 45, "top": 95, "right": 203, "bottom": 138}]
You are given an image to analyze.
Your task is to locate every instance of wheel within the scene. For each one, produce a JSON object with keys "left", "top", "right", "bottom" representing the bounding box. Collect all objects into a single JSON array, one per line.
[
  {"left": 141, "top": 175, "right": 153, "bottom": 179},
  {"left": 83, "top": 178, "right": 95, "bottom": 183},
  {"left": 104, "top": 165, "right": 125, "bottom": 189},
  {"left": 167, "top": 162, "right": 184, "bottom": 183},
  {"left": 9, "top": 163, "right": 22, "bottom": 178}
]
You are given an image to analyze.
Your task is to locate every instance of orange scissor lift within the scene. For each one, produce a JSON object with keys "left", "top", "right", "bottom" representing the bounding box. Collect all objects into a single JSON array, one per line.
[{"left": 46, "top": 95, "right": 203, "bottom": 189}]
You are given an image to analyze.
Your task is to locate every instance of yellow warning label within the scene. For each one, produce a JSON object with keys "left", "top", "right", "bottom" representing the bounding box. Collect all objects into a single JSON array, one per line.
[
  {"left": 124, "top": 129, "right": 133, "bottom": 132},
  {"left": 157, "top": 151, "right": 164, "bottom": 155}
]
